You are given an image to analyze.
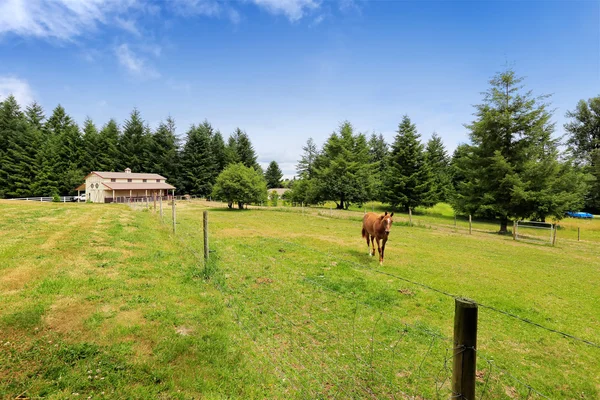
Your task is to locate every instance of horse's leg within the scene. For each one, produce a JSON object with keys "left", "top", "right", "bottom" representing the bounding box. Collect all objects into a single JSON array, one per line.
[
  {"left": 365, "top": 233, "right": 371, "bottom": 255},
  {"left": 370, "top": 235, "right": 375, "bottom": 256},
  {"left": 376, "top": 237, "right": 382, "bottom": 264},
  {"left": 381, "top": 238, "right": 388, "bottom": 265}
]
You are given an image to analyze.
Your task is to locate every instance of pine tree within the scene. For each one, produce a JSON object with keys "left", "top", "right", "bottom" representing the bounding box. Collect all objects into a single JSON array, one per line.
[
  {"left": 424, "top": 133, "right": 451, "bottom": 204},
  {"left": 120, "top": 109, "right": 150, "bottom": 172},
  {"left": 211, "top": 130, "right": 227, "bottom": 176},
  {"left": 81, "top": 117, "right": 100, "bottom": 173},
  {"left": 383, "top": 115, "right": 433, "bottom": 211},
  {"left": 368, "top": 133, "right": 388, "bottom": 201},
  {"left": 313, "top": 121, "right": 375, "bottom": 209},
  {"left": 232, "top": 128, "right": 260, "bottom": 170},
  {"left": 0, "top": 96, "right": 38, "bottom": 197},
  {"left": 265, "top": 161, "right": 283, "bottom": 188},
  {"left": 149, "top": 116, "right": 180, "bottom": 186},
  {"left": 564, "top": 96, "right": 600, "bottom": 211},
  {"left": 296, "top": 137, "right": 319, "bottom": 179},
  {"left": 180, "top": 123, "right": 214, "bottom": 196},
  {"left": 33, "top": 105, "right": 82, "bottom": 195},
  {"left": 225, "top": 135, "right": 239, "bottom": 166},
  {"left": 453, "top": 69, "right": 584, "bottom": 231},
  {"left": 97, "top": 119, "right": 121, "bottom": 171}
]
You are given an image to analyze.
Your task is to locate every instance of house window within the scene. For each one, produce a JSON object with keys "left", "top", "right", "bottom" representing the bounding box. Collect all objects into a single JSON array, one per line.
[
  {"left": 156, "top": 179, "right": 160, "bottom": 182},
  {"left": 111, "top": 178, "right": 116, "bottom": 182},
  {"left": 128, "top": 179, "right": 132, "bottom": 182},
  {"left": 143, "top": 179, "right": 147, "bottom": 183}
]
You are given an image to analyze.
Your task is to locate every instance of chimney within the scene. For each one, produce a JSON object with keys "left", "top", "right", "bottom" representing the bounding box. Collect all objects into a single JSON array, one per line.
[{"left": 125, "top": 168, "right": 131, "bottom": 174}]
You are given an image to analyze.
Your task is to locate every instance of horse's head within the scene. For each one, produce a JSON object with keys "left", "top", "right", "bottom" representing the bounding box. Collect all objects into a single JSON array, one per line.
[{"left": 380, "top": 212, "right": 394, "bottom": 235}]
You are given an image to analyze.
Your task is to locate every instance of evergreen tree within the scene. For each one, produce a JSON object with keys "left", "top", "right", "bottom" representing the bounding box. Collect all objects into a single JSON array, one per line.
[
  {"left": 425, "top": 133, "right": 451, "bottom": 203},
  {"left": 564, "top": 96, "right": 600, "bottom": 211},
  {"left": 313, "top": 121, "right": 375, "bottom": 209},
  {"left": 368, "top": 133, "right": 388, "bottom": 201},
  {"left": 224, "top": 135, "right": 239, "bottom": 165},
  {"left": 96, "top": 119, "right": 121, "bottom": 171},
  {"left": 120, "top": 109, "right": 150, "bottom": 172},
  {"left": 211, "top": 130, "right": 227, "bottom": 174},
  {"left": 81, "top": 117, "right": 100, "bottom": 173},
  {"left": 265, "top": 160, "right": 283, "bottom": 188},
  {"left": 453, "top": 69, "right": 584, "bottom": 231},
  {"left": 32, "top": 105, "right": 82, "bottom": 195},
  {"left": 180, "top": 123, "right": 214, "bottom": 196},
  {"left": 0, "top": 96, "right": 38, "bottom": 197},
  {"left": 149, "top": 116, "right": 180, "bottom": 186},
  {"left": 296, "top": 137, "right": 319, "bottom": 179},
  {"left": 25, "top": 102, "right": 45, "bottom": 131},
  {"left": 231, "top": 128, "right": 260, "bottom": 170},
  {"left": 383, "top": 115, "right": 433, "bottom": 211}
]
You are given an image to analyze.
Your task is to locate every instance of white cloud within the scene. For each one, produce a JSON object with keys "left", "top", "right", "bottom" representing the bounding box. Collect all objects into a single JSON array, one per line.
[
  {"left": 115, "top": 16, "right": 141, "bottom": 37},
  {"left": 115, "top": 44, "right": 160, "bottom": 80},
  {"left": 0, "top": 0, "right": 142, "bottom": 40},
  {"left": 172, "top": 0, "right": 222, "bottom": 17},
  {"left": 0, "top": 76, "right": 35, "bottom": 106},
  {"left": 251, "top": 0, "right": 320, "bottom": 21}
]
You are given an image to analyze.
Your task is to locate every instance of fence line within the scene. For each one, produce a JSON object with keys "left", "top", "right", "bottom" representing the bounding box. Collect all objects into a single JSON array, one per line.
[
  {"left": 227, "top": 224, "right": 600, "bottom": 350},
  {"left": 130, "top": 202, "right": 580, "bottom": 398}
]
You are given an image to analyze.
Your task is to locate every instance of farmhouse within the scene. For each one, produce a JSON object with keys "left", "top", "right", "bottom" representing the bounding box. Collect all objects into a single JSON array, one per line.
[{"left": 76, "top": 168, "right": 175, "bottom": 203}]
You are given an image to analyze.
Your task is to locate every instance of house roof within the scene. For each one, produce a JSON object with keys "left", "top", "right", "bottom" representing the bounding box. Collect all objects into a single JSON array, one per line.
[
  {"left": 86, "top": 171, "right": 167, "bottom": 180},
  {"left": 75, "top": 183, "right": 86, "bottom": 191},
  {"left": 102, "top": 182, "right": 176, "bottom": 190}
]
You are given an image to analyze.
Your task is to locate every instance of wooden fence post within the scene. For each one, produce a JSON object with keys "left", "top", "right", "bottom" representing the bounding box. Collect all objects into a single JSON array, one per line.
[
  {"left": 513, "top": 220, "right": 517, "bottom": 240},
  {"left": 409, "top": 208, "right": 412, "bottom": 227},
  {"left": 203, "top": 211, "right": 209, "bottom": 262},
  {"left": 159, "top": 196, "right": 163, "bottom": 221},
  {"left": 172, "top": 198, "right": 176, "bottom": 234},
  {"left": 552, "top": 225, "right": 557, "bottom": 246},
  {"left": 454, "top": 214, "right": 457, "bottom": 231},
  {"left": 452, "top": 298, "right": 478, "bottom": 400},
  {"left": 468, "top": 215, "right": 472, "bottom": 235}
]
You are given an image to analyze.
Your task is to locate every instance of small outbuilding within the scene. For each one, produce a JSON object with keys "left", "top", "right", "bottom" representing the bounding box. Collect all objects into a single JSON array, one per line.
[{"left": 76, "top": 168, "right": 176, "bottom": 203}]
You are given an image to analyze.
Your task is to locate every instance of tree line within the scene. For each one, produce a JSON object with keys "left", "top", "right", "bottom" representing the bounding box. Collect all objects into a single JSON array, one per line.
[
  {"left": 0, "top": 97, "right": 274, "bottom": 199},
  {"left": 287, "top": 70, "right": 599, "bottom": 232},
  {"left": 1, "top": 68, "right": 598, "bottom": 230}
]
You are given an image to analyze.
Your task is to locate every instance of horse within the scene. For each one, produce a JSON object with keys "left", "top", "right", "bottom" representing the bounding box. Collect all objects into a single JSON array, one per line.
[{"left": 362, "top": 211, "right": 394, "bottom": 265}]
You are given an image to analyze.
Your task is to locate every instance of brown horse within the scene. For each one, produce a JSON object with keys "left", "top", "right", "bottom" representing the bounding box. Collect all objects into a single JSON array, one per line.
[{"left": 362, "top": 212, "right": 394, "bottom": 265}]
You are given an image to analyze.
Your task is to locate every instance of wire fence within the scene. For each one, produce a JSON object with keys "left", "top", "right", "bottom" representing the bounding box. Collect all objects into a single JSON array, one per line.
[{"left": 128, "top": 199, "right": 597, "bottom": 399}]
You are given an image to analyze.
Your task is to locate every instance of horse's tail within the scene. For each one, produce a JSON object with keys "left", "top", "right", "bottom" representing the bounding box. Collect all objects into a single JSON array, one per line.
[{"left": 361, "top": 227, "right": 367, "bottom": 239}]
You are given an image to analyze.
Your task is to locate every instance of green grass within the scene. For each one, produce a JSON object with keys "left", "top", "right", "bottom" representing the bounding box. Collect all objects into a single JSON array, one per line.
[
  {"left": 2, "top": 199, "right": 599, "bottom": 399},
  {"left": 0, "top": 201, "right": 274, "bottom": 399},
  {"left": 174, "top": 200, "right": 600, "bottom": 399}
]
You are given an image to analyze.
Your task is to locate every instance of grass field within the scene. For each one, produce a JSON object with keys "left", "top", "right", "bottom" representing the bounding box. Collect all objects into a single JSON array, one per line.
[{"left": 1, "top": 200, "right": 599, "bottom": 399}]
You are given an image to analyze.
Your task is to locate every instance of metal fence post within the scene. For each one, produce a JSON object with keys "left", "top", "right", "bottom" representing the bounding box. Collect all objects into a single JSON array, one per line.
[
  {"left": 409, "top": 208, "right": 412, "bottom": 227},
  {"left": 159, "top": 196, "right": 163, "bottom": 221},
  {"left": 578, "top": 227, "right": 580, "bottom": 241},
  {"left": 469, "top": 215, "right": 472, "bottom": 235},
  {"left": 452, "top": 298, "right": 478, "bottom": 400}
]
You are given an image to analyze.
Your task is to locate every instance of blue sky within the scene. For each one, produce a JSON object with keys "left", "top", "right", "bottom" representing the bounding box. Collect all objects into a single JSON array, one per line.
[{"left": 0, "top": 0, "right": 598, "bottom": 177}]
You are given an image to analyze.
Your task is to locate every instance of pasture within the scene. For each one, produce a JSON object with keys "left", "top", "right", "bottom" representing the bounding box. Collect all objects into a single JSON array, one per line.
[{"left": 1, "top": 200, "right": 599, "bottom": 399}]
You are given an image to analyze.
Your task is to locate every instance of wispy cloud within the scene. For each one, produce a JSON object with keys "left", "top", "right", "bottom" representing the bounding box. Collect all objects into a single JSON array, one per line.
[
  {"left": 250, "top": 0, "right": 321, "bottom": 21},
  {"left": 0, "top": 76, "right": 35, "bottom": 106},
  {"left": 115, "top": 16, "right": 142, "bottom": 37},
  {"left": 0, "top": 0, "right": 141, "bottom": 40},
  {"left": 115, "top": 44, "right": 160, "bottom": 80}
]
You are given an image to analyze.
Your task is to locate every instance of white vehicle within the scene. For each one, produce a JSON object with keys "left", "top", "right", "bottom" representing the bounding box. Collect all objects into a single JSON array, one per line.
[{"left": 73, "top": 193, "right": 86, "bottom": 202}]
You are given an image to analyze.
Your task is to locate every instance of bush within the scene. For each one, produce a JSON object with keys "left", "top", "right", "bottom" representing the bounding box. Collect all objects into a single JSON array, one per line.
[
  {"left": 270, "top": 190, "right": 279, "bottom": 207},
  {"left": 52, "top": 192, "right": 61, "bottom": 202}
]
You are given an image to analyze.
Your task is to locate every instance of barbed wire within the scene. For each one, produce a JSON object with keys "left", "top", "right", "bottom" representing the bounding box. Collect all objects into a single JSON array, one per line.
[
  {"left": 225, "top": 224, "right": 600, "bottom": 350},
  {"left": 134, "top": 202, "right": 592, "bottom": 399}
]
